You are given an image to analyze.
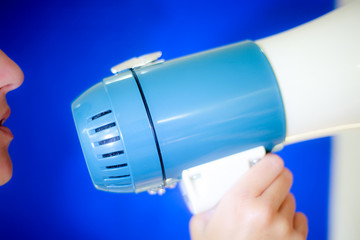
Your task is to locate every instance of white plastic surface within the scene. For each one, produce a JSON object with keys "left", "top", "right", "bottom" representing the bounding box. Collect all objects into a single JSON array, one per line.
[
  {"left": 111, "top": 52, "right": 162, "bottom": 74},
  {"left": 256, "top": 0, "right": 360, "bottom": 144},
  {"left": 180, "top": 146, "right": 265, "bottom": 214},
  {"left": 329, "top": 129, "right": 360, "bottom": 240}
]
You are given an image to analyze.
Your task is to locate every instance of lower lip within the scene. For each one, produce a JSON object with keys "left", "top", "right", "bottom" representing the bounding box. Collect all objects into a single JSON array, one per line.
[{"left": 0, "top": 126, "right": 13, "bottom": 139}]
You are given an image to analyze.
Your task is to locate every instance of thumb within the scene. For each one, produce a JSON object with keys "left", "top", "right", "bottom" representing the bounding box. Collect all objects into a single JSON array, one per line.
[{"left": 189, "top": 210, "right": 214, "bottom": 239}]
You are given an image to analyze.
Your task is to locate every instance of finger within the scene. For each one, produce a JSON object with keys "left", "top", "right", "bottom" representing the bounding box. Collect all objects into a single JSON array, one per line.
[
  {"left": 230, "top": 153, "right": 284, "bottom": 198},
  {"left": 294, "top": 212, "right": 308, "bottom": 238},
  {"left": 260, "top": 168, "right": 293, "bottom": 210},
  {"left": 189, "top": 212, "right": 209, "bottom": 239},
  {"left": 278, "top": 193, "right": 296, "bottom": 224}
]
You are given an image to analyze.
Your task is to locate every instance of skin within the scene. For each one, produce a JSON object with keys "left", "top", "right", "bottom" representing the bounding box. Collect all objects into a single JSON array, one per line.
[
  {"left": 0, "top": 50, "right": 24, "bottom": 185},
  {"left": 190, "top": 154, "right": 308, "bottom": 240}
]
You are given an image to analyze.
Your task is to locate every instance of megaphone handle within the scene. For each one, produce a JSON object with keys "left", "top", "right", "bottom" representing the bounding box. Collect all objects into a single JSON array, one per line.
[{"left": 180, "top": 146, "right": 266, "bottom": 214}]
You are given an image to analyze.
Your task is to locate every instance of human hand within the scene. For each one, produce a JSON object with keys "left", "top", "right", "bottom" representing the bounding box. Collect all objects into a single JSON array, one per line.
[{"left": 190, "top": 153, "right": 308, "bottom": 240}]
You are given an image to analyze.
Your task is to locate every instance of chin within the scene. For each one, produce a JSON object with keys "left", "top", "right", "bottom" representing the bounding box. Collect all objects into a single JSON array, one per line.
[{"left": 0, "top": 149, "right": 13, "bottom": 185}]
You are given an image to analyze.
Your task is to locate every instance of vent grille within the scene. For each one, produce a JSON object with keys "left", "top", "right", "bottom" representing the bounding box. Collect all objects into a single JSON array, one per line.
[
  {"left": 95, "top": 136, "right": 120, "bottom": 146},
  {"left": 91, "top": 109, "right": 112, "bottom": 120},
  {"left": 106, "top": 163, "right": 128, "bottom": 169},
  {"left": 87, "top": 109, "right": 132, "bottom": 189},
  {"left": 94, "top": 122, "right": 116, "bottom": 133},
  {"left": 108, "top": 174, "right": 130, "bottom": 179},
  {"left": 101, "top": 150, "right": 124, "bottom": 159}
]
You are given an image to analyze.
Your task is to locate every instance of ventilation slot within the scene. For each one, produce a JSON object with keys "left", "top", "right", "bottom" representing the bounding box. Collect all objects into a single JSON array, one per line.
[
  {"left": 91, "top": 110, "right": 112, "bottom": 120},
  {"left": 106, "top": 163, "right": 127, "bottom": 169},
  {"left": 95, "top": 122, "right": 116, "bottom": 133},
  {"left": 102, "top": 150, "right": 124, "bottom": 158},
  {"left": 95, "top": 136, "right": 120, "bottom": 146},
  {"left": 108, "top": 174, "right": 130, "bottom": 179}
]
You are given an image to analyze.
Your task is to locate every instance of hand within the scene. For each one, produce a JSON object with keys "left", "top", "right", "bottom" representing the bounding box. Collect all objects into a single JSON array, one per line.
[{"left": 190, "top": 153, "right": 308, "bottom": 240}]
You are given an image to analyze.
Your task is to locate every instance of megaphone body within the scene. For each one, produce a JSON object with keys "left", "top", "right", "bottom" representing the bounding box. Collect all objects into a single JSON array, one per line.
[{"left": 71, "top": 0, "right": 360, "bottom": 199}]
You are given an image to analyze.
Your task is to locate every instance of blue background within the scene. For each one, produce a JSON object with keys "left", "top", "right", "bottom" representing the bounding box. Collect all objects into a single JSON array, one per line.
[{"left": 0, "top": 0, "right": 333, "bottom": 239}]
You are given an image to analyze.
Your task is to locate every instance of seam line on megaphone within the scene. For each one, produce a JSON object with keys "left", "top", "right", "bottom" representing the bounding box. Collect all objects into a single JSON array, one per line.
[{"left": 130, "top": 68, "right": 167, "bottom": 186}]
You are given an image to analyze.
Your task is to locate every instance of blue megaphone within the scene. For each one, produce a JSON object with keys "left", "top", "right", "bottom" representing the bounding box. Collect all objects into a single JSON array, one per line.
[{"left": 71, "top": 1, "right": 360, "bottom": 197}]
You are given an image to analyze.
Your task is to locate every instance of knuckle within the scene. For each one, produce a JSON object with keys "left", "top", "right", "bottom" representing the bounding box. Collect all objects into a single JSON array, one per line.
[
  {"left": 285, "top": 193, "right": 296, "bottom": 207},
  {"left": 288, "top": 192, "right": 295, "bottom": 201},
  {"left": 276, "top": 217, "right": 292, "bottom": 235},
  {"left": 283, "top": 168, "right": 293, "bottom": 184},
  {"left": 295, "top": 212, "right": 309, "bottom": 228},
  {"left": 267, "top": 153, "right": 284, "bottom": 170},
  {"left": 255, "top": 203, "right": 276, "bottom": 225}
]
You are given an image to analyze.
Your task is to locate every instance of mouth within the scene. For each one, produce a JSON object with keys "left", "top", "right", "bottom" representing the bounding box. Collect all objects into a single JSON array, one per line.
[
  {"left": 0, "top": 108, "right": 10, "bottom": 126},
  {"left": 0, "top": 108, "right": 13, "bottom": 138}
]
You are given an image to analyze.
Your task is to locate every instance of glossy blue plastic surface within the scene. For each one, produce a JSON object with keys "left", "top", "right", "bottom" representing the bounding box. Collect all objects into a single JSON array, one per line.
[
  {"left": 71, "top": 82, "right": 133, "bottom": 191},
  {"left": 72, "top": 71, "right": 163, "bottom": 193},
  {"left": 72, "top": 40, "right": 286, "bottom": 192},
  {"left": 103, "top": 72, "right": 163, "bottom": 192},
  {"left": 135, "top": 41, "right": 286, "bottom": 179}
]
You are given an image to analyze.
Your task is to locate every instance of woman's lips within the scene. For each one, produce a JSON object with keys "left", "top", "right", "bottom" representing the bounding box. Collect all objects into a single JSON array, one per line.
[
  {"left": 0, "top": 108, "right": 11, "bottom": 125},
  {"left": 0, "top": 108, "right": 13, "bottom": 139},
  {"left": 0, "top": 125, "right": 13, "bottom": 139}
]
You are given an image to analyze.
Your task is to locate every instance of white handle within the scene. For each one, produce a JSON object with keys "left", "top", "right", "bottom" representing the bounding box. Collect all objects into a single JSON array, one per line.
[{"left": 180, "top": 146, "right": 266, "bottom": 214}]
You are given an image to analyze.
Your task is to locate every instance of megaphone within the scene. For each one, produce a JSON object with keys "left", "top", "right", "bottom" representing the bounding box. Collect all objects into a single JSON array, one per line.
[{"left": 71, "top": 0, "right": 360, "bottom": 212}]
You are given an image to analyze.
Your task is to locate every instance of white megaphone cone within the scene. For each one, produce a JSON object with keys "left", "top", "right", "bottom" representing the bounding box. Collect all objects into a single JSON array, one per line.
[{"left": 257, "top": 0, "right": 360, "bottom": 144}]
